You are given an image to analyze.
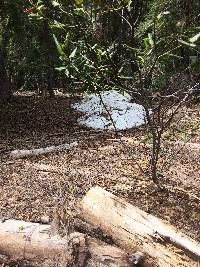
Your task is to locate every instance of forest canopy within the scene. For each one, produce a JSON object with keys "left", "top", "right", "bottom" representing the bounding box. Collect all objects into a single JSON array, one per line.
[{"left": 0, "top": 0, "right": 200, "bottom": 100}]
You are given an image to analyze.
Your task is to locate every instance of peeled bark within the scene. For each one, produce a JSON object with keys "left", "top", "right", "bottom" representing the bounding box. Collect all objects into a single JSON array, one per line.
[{"left": 80, "top": 186, "right": 200, "bottom": 267}]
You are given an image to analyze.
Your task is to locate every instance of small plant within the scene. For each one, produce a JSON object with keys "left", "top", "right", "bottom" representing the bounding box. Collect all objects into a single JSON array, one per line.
[{"left": 18, "top": 226, "right": 25, "bottom": 231}]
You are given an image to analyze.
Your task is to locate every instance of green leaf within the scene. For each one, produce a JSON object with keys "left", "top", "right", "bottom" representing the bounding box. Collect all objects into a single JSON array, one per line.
[
  {"left": 65, "top": 69, "right": 70, "bottom": 76},
  {"left": 157, "top": 11, "right": 170, "bottom": 19},
  {"left": 55, "top": 67, "right": 66, "bottom": 71},
  {"left": 189, "top": 32, "right": 200, "bottom": 43},
  {"left": 73, "top": 8, "right": 85, "bottom": 15},
  {"left": 122, "top": 0, "right": 132, "bottom": 5},
  {"left": 69, "top": 47, "right": 77, "bottom": 59},
  {"left": 144, "top": 38, "right": 150, "bottom": 48},
  {"left": 51, "top": 20, "right": 66, "bottom": 29},
  {"left": 178, "top": 39, "right": 196, "bottom": 48},
  {"left": 138, "top": 56, "right": 145, "bottom": 64},
  {"left": 75, "top": 0, "right": 84, "bottom": 5},
  {"left": 53, "top": 34, "right": 65, "bottom": 56},
  {"left": 37, "top": 5, "right": 45, "bottom": 11},
  {"left": 148, "top": 33, "right": 154, "bottom": 47},
  {"left": 190, "top": 56, "right": 197, "bottom": 64},
  {"left": 52, "top": 1, "right": 60, "bottom": 7},
  {"left": 18, "top": 226, "right": 25, "bottom": 231}
]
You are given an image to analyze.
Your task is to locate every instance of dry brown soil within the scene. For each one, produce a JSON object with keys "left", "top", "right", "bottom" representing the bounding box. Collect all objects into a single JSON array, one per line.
[{"left": 0, "top": 94, "right": 199, "bottom": 247}]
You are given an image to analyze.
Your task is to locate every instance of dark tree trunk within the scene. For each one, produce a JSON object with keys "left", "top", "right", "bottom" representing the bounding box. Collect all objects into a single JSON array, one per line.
[
  {"left": 47, "top": 67, "right": 55, "bottom": 98},
  {"left": 0, "top": 17, "right": 12, "bottom": 102},
  {"left": 40, "top": 4, "right": 55, "bottom": 98},
  {"left": 0, "top": 48, "right": 11, "bottom": 102}
]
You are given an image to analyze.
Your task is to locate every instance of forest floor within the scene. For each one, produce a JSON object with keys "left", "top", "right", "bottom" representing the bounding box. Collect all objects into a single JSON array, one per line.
[{"left": 0, "top": 93, "right": 200, "bottom": 244}]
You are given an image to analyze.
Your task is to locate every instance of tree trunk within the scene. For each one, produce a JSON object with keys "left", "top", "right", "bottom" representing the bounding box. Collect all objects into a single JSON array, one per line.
[
  {"left": 0, "top": 48, "right": 11, "bottom": 102},
  {"left": 40, "top": 13, "right": 55, "bottom": 98},
  {"left": 80, "top": 186, "right": 200, "bottom": 267},
  {"left": 47, "top": 67, "right": 55, "bottom": 98},
  {"left": 0, "top": 17, "right": 12, "bottom": 102}
]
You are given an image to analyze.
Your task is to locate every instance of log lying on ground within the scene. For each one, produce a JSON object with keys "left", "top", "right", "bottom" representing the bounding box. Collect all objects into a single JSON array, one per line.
[
  {"left": 0, "top": 220, "right": 68, "bottom": 260},
  {"left": 80, "top": 186, "right": 200, "bottom": 267},
  {"left": 10, "top": 141, "right": 78, "bottom": 159},
  {"left": 0, "top": 219, "right": 137, "bottom": 267}
]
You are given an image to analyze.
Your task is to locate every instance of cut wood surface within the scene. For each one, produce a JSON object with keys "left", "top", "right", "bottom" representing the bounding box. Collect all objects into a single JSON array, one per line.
[
  {"left": 0, "top": 219, "right": 67, "bottom": 260},
  {"left": 10, "top": 141, "right": 78, "bottom": 159},
  {"left": 80, "top": 186, "right": 200, "bottom": 267},
  {"left": 0, "top": 219, "right": 136, "bottom": 267}
]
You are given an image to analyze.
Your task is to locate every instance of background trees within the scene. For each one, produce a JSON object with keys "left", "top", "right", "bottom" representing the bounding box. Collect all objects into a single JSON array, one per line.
[{"left": 1, "top": 0, "right": 199, "bottom": 179}]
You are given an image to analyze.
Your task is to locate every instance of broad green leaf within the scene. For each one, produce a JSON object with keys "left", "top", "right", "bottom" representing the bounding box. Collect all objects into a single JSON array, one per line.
[
  {"left": 144, "top": 38, "right": 150, "bottom": 48},
  {"left": 190, "top": 56, "right": 197, "bottom": 64},
  {"left": 189, "top": 32, "right": 200, "bottom": 43},
  {"left": 53, "top": 34, "right": 65, "bottom": 55},
  {"left": 52, "top": 1, "right": 60, "bottom": 7}
]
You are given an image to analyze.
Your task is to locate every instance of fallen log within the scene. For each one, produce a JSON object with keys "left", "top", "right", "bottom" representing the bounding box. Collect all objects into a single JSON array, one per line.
[
  {"left": 80, "top": 186, "right": 200, "bottom": 267},
  {"left": 87, "top": 239, "right": 144, "bottom": 267},
  {"left": 10, "top": 141, "right": 78, "bottom": 159},
  {"left": 0, "top": 219, "right": 138, "bottom": 267},
  {"left": 0, "top": 219, "right": 68, "bottom": 260}
]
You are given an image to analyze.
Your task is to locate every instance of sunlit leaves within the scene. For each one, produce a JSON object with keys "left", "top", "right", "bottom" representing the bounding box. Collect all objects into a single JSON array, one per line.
[
  {"left": 69, "top": 47, "right": 77, "bottom": 59},
  {"left": 178, "top": 39, "right": 196, "bottom": 48},
  {"left": 53, "top": 34, "right": 65, "bottom": 56},
  {"left": 157, "top": 11, "right": 170, "bottom": 20},
  {"left": 189, "top": 32, "right": 200, "bottom": 43},
  {"left": 52, "top": 1, "right": 60, "bottom": 7},
  {"left": 75, "top": 0, "right": 84, "bottom": 5}
]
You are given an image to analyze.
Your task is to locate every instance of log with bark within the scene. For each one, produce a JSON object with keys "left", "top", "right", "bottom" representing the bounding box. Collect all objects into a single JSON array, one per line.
[
  {"left": 0, "top": 219, "right": 138, "bottom": 267},
  {"left": 79, "top": 186, "right": 200, "bottom": 267}
]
